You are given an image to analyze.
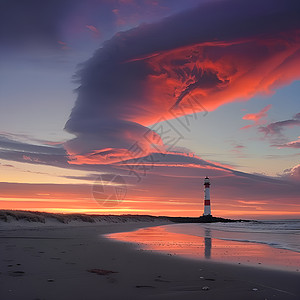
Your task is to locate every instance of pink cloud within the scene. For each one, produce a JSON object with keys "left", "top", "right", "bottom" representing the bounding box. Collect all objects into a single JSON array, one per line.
[
  {"left": 272, "top": 136, "right": 300, "bottom": 149},
  {"left": 57, "top": 40, "right": 70, "bottom": 50},
  {"left": 230, "top": 144, "right": 246, "bottom": 155},
  {"left": 283, "top": 164, "right": 300, "bottom": 181},
  {"left": 240, "top": 104, "right": 272, "bottom": 130},
  {"left": 22, "top": 155, "right": 41, "bottom": 163},
  {"left": 290, "top": 164, "right": 300, "bottom": 180},
  {"left": 85, "top": 25, "right": 100, "bottom": 37},
  {"left": 68, "top": 148, "right": 131, "bottom": 165}
]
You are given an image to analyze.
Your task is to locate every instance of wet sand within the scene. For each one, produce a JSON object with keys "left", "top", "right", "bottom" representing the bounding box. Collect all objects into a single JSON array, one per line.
[
  {"left": 0, "top": 223, "right": 299, "bottom": 300},
  {"left": 108, "top": 225, "right": 300, "bottom": 272}
]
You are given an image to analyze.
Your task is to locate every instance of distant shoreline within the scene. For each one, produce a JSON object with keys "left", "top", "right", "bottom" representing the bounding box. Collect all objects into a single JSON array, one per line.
[{"left": 0, "top": 210, "right": 254, "bottom": 225}]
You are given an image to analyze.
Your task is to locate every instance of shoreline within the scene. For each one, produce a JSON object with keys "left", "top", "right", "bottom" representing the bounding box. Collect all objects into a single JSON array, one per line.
[
  {"left": 106, "top": 224, "right": 300, "bottom": 273},
  {"left": 0, "top": 209, "right": 255, "bottom": 225},
  {"left": 0, "top": 222, "right": 299, "bottom": 299}
]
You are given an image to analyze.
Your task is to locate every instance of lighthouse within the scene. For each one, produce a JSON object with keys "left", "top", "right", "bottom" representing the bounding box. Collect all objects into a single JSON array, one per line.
[{"left": 203, "top": 176, "right": 211, "bottom": 216}]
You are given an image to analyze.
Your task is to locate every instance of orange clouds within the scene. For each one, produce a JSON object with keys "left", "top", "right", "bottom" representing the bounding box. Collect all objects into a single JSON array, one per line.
[
  {"left": 1, "top": 157, "right": 300, "bottom": 219},
  {"left": 65, "top": 31, "right": 300, "bottom": 166},
  {"left": 68, "top": 148, "right": 130, "bottom": 165},
  {"left": 243, "top": 105, "right": 272, "bottom": 122},
  {"left": 64, "top": 0, "right": 300, "bottom": 172},
  {"left": 130, "top": 33, "right": 300, "bottom": 127},
  {"left": 241, "top": 104, "right": 272, "bottom": 129}
]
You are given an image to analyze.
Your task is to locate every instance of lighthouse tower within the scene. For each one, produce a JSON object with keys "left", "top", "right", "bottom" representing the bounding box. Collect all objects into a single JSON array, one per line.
[{"left": 203, "top": 177, "right": 211, "bottom": 216}]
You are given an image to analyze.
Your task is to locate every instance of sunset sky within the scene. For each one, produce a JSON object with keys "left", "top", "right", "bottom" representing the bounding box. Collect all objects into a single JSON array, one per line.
[{"left": 0, "top": 0, "right": 300, "bottom": 219}]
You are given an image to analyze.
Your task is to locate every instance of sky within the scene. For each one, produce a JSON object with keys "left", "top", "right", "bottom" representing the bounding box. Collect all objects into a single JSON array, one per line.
[{"left": 0, "top": 0, "right": 300, "bottom": 219}]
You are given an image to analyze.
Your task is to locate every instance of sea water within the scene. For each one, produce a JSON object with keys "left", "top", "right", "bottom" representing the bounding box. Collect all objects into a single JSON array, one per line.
[
  {"left": 107, "top": 219, "right": 300, "bottom": 271},
  {"left": 163, "top": 219, "right": 300, "bottom": 253}
]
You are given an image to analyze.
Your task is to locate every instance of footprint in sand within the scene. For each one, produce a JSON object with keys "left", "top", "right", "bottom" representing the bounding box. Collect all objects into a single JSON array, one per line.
[{"left": 9, "top": 271, "right": 25, "bottom": 277}]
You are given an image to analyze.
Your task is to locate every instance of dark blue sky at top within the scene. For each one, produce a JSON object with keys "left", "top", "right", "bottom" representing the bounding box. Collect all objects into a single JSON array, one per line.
[{"left": 0, "top": 0, "right": 209, "bottom": 55}]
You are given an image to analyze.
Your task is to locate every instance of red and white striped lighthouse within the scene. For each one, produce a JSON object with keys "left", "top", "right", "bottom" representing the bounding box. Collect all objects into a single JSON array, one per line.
[{"left": 203, "top": 176, "right": 211, "bottom": 216}]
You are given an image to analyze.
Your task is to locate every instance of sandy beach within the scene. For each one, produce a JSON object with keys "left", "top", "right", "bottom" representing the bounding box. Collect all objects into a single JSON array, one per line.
[{"left": 0, "top": 221, "right": 299, "bottom": 300}]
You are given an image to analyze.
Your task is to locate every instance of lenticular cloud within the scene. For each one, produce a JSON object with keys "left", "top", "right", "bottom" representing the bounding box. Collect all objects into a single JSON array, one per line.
[{"left": 65, "top": 0, "right": 300, "bottom": 164}]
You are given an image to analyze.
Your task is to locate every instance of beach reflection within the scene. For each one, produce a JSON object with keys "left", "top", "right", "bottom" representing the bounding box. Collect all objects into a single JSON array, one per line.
[
  {"left": 204, "top": 228, "right": 211, "bottom": 259},
  {"left": 106, "top": 225, "right": 300, "bottom": 272}
]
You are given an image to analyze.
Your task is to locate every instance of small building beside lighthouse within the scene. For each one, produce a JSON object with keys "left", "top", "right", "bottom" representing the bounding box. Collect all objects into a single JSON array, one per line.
[{"left": 203, "top": 177, "right": 212, "bottom": 216}]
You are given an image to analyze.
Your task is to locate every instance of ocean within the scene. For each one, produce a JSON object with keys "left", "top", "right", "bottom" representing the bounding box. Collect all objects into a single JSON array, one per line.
[
  {"left": 107, "top": 219, "right": 300, "bottom": 271},
  {"left": 164, "top": 219, "right": 300, "bottom": 253}
]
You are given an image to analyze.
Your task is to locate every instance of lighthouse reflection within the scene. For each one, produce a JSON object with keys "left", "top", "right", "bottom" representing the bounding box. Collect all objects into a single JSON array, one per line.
[{"left": 204, "top": 228, "right": 212, "bottom": 259}]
